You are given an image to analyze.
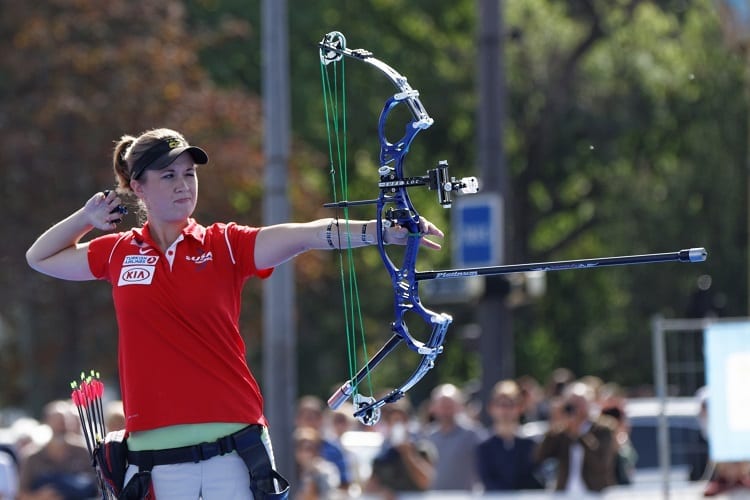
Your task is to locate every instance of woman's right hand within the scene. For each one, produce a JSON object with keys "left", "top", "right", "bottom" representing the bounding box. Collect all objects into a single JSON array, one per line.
[
  {"left": 26, "top": 191, "right": 120, "bottom": 280},
  {"left": 83, "top": 190, "right": 125, "bottom": 231}
]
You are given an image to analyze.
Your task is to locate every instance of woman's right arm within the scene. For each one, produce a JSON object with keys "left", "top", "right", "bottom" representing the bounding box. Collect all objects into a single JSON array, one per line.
[{"left": 26, "top": 191, "right": 123, "bottom": 281}]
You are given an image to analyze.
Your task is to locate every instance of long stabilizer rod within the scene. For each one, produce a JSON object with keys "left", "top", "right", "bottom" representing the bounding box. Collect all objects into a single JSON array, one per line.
[{"left": 415, "top": 247, "right": 707, "bottom": 281}]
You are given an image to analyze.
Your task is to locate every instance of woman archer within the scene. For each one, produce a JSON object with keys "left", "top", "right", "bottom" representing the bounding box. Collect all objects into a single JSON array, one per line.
[{"left": 26, "top": 127, "right": 443, "bottom": 500}]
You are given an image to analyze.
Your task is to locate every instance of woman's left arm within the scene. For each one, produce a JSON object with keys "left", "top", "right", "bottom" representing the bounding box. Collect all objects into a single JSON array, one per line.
[{"left": 254, "top": 218, "right": 443, "bottom": 270}]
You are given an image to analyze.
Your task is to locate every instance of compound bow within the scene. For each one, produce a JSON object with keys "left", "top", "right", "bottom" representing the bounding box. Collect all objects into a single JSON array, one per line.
[{"left": 318, "top": 31, "right": 706, "bottom": 426}]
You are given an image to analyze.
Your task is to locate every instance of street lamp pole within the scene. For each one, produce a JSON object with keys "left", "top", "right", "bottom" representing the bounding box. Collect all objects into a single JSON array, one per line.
[
  {"left": 477, "top": 0, "right": 512, "bottom": 417},
  {"left": 261, "top": 0, "right": 296, "bottom": 481},
  {"left": 715, "top": 1, "right": 750, "bottom": 314}
]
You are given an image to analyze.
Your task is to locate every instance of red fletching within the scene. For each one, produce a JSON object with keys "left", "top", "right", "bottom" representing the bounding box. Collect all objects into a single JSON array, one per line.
[
  {"left": 72, "top": 372, "right": 107, "bottom": 408},
  {"left": 93, "top": 379, "right": 104, "bottom": 398},
  {"left": 83, "top": 380, "right": 94, "bottom": 404},
  {"left": 76, "top": 384, "right": 86, "bottom": 405}
]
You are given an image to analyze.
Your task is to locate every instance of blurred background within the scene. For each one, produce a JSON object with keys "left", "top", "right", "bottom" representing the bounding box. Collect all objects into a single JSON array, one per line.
[{"left": 0, "top": 0, "right": 747, "bottom": 484}]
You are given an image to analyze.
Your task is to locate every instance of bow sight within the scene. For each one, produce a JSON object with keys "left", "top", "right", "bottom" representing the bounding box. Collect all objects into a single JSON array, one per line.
[
  {"left": 380, "top": 160, "right": 479, "bottom": 207},
  {"left": 324, "top": 160, "right": 479, "bottom": 210}
]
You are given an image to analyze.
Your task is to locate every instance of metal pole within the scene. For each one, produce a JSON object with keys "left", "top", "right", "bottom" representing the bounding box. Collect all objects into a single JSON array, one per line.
[
  {"left": 261, "top": 0, "right": 296, "bottom": 482},
  {"left": 745, "top": 48, "right": 750, "bottom": 316},
  {"left": 477, "top": 0, "right": 511, "bottom": 423},
  {"left": 714, "top": 0, "right": 750, "bottom": 336},
  {"left": 652, "top": 315, "right": 671, "bottom": 500}
]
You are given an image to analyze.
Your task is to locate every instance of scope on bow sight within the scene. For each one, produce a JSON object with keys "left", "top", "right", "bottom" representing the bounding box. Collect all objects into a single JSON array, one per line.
[
  {"left": 428, "top": 160, "right": 479, "bottom": 207},
  {"left": 376, "top": 160, "right": 479, "bottom": 208}
]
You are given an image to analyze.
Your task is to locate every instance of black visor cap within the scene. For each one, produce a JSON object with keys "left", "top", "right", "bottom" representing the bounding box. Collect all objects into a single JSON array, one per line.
[{"left": 131, "top": 137, "right": 209, "bottom": 180}]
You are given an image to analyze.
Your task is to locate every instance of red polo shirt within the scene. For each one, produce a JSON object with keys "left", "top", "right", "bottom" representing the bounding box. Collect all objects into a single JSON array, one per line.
[{"left": 87, "top": 219, "right": 273, "bottom": 433}]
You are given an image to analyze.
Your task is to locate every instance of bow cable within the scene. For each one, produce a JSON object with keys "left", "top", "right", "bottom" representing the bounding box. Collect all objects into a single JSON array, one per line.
[{"left": 320, "top": 33, "right": 375, "bottom": 410}]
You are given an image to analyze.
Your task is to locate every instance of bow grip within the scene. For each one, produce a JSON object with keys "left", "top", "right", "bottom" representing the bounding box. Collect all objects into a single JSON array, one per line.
[{"left": 327, "top": 381, "right": 354, "bottom": 410}]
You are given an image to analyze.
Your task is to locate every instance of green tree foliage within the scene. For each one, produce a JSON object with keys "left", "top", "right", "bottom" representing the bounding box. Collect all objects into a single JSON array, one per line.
[{"left": 504, "top": 0, "right": 747, "bottom": 388}]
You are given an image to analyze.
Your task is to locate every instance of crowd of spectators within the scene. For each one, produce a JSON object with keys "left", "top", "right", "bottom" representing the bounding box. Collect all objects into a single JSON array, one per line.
[
  {"left": 0, "top": 369, "right": 747, "bottom": 499},
  {"left": 0, "top": 399, "right": 125, "bottom": 500},
  {"left": 291, "top": 370, "right": 634, "bottom": 498},
  {"left": 291, "top": 369, "right": 750, "bottom": 499}
]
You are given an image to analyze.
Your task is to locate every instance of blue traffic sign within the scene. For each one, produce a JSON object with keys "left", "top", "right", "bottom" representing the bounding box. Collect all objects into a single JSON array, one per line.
[{"left": 452, "top": 193, "right": 503, "bottom": 268}]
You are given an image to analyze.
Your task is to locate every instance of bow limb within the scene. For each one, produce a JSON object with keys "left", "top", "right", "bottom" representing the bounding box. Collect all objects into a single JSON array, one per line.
[{"left": 319, "top": 32, "right": 434, "bottom": 135}]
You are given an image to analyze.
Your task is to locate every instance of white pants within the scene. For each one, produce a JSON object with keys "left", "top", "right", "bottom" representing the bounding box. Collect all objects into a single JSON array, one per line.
[{"left": 124, "top": 452, "right": 253, "bottom": 500}]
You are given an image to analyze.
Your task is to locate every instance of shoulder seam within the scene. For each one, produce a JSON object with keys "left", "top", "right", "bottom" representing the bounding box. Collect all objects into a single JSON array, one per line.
[
  {"left": 224, "top": 223, "right": 237, "bottom": 265},
  {"left": 108, "top": 233, "right": 131, "bottom": 265}
]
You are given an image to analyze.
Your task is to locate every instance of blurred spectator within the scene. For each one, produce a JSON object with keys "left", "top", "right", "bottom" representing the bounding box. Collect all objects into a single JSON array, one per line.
[
  {"left": 293, "top": 426, "right": 342, "bottom": 500},
  {"left": 545, "top": 368, "right": 575, "bottom": 398},
  {"left": 0, "top": 430, "right": 19, "bottom": 468},
  {"left": 538, "top": 367, "right": 575, "bottom": 420},
  {"left": 295, "top": 395, "right": 350, "bottom": 489},
  {"left": 462, "top": 381, "right": 485, "bottom": 425},
  {"left": 425, "top": 383, "right": 485, "bottom": 491},
  {"left": 10, "top": 418, "right": 48, "bottom": 461},
  {"left": 704, "top": 462, "right": 750, "bottom": 497},
  {"left": 18, "top": 400, "right": 98, "bottom": 500},
  {"left": 104, "top": 401, "right": 125, "bottom": 433},
  {"left": 328, "top": 403, "right": 366, "bottom": 493},
  {"left": 0, "top": 439, "right": 18, "bottom": 500},
  {"left": 579, "top": 375, "right": 604, "bottom": 404},
  {"left": 697, "top": 387, "right": 750, "bottom": 497},
  {"left": 0, "top": 428, "right": 20, "bottom": 492},
  {"left": 478, "top": 379, "right": 544, "bottom": 491},
  {"left": 365, "top": 396, "right": 436, "bottom": 499},
  {"left": 329, "top": 403, "right": 357, "bottom": 439},
  {"left": 599, "top": 383, "right": 637, "bottom": 485},
  {"left": 545, "top": 396, "right": 566, "bottom": 431},
  {"left": 535, "top": 381, "right": 618, "bottom": 493},
  {"left": 516, "top": 375, "right": 545, "bottom": 424}
]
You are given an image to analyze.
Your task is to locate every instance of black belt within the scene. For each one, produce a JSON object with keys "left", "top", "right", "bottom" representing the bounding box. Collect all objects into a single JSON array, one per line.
[
  {"left": 127, "top": 424, "right": 263, "bottom": 469},
  {"left": 126, "top": 424, "right": 289, "bottom": 499}
]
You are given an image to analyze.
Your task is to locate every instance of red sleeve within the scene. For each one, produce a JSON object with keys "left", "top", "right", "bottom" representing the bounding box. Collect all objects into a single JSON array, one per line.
[
  {"left": 224, "top": 223, "right": 274, "bottom": 279},
  {"left": 87, "top": 233, "right": 125, "bottom": 281}
]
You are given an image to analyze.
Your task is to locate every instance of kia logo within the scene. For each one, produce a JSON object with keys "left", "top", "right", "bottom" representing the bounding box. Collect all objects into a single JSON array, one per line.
[{"left": 121, "top": 267, "right": 153, "bottom": 282}]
